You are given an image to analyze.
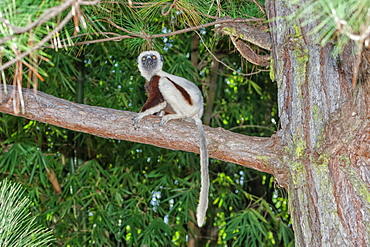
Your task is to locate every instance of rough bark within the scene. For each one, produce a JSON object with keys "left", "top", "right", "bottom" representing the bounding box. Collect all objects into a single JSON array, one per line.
[{"left": 266, "top": 0, "right": 370, "bottom": 246}]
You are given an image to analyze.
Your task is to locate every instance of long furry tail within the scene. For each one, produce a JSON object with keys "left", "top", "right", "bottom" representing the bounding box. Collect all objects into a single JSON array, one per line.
[{"left": 194, "top": 117, "right": 209, "bottom": 227}]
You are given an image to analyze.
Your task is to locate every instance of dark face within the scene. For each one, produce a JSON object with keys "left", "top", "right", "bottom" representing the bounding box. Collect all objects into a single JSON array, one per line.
[{"left": 140, "top": 54, "right": 162, "bottom": 70}]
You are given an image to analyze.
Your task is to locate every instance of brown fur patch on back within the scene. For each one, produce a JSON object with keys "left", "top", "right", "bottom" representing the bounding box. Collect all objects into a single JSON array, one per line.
[{"left": 166, "top": 77, "right": 193, "bottom": 105}]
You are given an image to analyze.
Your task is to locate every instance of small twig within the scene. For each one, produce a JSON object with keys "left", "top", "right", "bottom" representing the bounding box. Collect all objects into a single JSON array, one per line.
[
  {"left": 198, "top": 12, "right": 219, "bottom": 20},
  {"left": 0, "top": 17, "right": 18, "bottom": 32},
  {"left": 123, "top": 17, "right": 266, "bottom": 39},
  {"left": 0, "top": 12, "right": 74, "bottom": 71},
  {"left": 251, "top": 0, "right": 265, "bottom": 15},
  {"left": 0, "top": 0, "right": 100, "bottom": 71},
  {"left": 2, "top": 0, "right": 75, "bottom": 34},
  {"left": 64, "top": 35, "right": 136, "bottom": 46},
  {"left": 58, "top": 17, "right": 266, "bottom": 47},
  {"left": 195, "top": 30, "right": 264, "bottom": 76},
  {"left": 331, "top": 8, "right": 370, "bottom": 88},
  {"left": 0, "top": 36, "right": 14, "bottom": 45},
  {"left": 60, "top": 31, "right": 123, "bottom": 40},
  {"left": 352, "top": 42, "right": 363, "bottom": 89},
  {"left": 161, "top": 0, "right": 178, "bottom": 16},
  {"left": 106, "top": 18, "right": 140, "bottom": 36},
  {"left": 23, "top": 59, "right": 44, "bottom": 82},
  {"left": 2, "top": 15, "right": 266, "bottom": 70},
  {"left": 122, "top": 1, "right": 156, "bottom": 8},
  {"left": 216, "top": 0, "right": 221, "bottom": 17},
  {"left": 11, "top": 47, "right": 25, "bottom": 114},
  {"left": 80, "top": 0, "right": 100, "bottom": 5},
  {"left": 0, "top": 0, "right": 99, "bottom": 35},
  {"left": 0, "top": 51, "right": 7, "bottom": 92}
]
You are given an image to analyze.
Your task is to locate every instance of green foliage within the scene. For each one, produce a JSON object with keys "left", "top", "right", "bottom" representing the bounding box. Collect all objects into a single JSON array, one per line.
[
  {"left": 292, "top": 0, "right": 370, "bottom": 53},
  {"left": 0, "top": 0, "right": 292, "bottom": 246},
  {"left": 0, "top": 0, "right": 59, "bottom": 80},
  {"left": 0, "top": 179, "right": 54, "bottom": 246}
]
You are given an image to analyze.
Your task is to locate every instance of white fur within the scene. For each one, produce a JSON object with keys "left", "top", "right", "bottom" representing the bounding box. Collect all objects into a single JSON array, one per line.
[
  {"left": 137, "top": 50, "right": 163, "bottom": 81},
  {"left": 133, "top": 102, "right": 167, "bottom": 128},
  {"left": 158, "top": 71, "right": 203, "bottom": 119},
  {"left": 136, "top": 50, "right": 204, "bottom": 121}
]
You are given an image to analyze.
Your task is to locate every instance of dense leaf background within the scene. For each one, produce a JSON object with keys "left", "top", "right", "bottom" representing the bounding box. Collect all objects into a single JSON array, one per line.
[{"left": 0, "top": 0, "right": 293, "bottom": 246}]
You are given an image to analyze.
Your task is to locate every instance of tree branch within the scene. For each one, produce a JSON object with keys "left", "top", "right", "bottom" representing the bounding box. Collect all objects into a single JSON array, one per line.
[
  {"left": 58, "top": 17, "right": 266, "bottom": 47},
  {"left": 216, "top": 21, "right": 272, "bottom": 50},
  {"left": 215, "top": 20, "right": 272, "bottom": 66},
  {"left": 0, "top": 85, "right": 287, "bottom": 185}
]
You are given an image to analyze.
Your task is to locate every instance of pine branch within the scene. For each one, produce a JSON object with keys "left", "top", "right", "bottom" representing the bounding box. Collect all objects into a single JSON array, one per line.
[
  {"left": 0, "top": 180, "right": 54, "bottom": 246},
  {"left": 57, "top": 17, "right": 266, "bottom": 47},
  {"left": 0, "top": 0, "right": 100, "bottom": 71},
  {"left": 0, "top": 12, "right": 73, "bottom": 72}
]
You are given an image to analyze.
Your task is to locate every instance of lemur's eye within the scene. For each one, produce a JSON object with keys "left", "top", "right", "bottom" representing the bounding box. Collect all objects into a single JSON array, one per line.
[
  {"left": 152, "top": 55, "right": 157, "bottom": 59},
  {"left": 142, "top": 57, "right": 146, "bottom": 61}
]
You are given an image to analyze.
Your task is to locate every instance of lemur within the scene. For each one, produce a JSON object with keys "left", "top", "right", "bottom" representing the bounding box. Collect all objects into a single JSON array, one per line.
[{"left": 133, "top": 51, "right": 209, "bottom": 227}]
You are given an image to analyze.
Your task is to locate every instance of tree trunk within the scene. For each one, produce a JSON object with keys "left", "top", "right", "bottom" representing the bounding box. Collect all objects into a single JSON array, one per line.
[{"left": 266, "top": 0, "right": 370, "bottom": 246}]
